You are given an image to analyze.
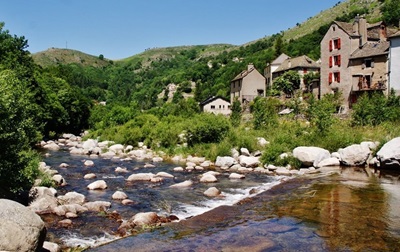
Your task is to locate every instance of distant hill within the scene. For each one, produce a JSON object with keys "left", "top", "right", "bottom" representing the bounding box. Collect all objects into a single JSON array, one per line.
[
  {"left": 32, "top": 0, "right": 384, "bottom": 68},
  {"left": 32, "top": 48, "right": 112, "bottom": 68}
]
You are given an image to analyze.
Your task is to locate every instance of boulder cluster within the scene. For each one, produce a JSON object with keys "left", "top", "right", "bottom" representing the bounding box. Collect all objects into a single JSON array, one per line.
[{"left": 9, "top": 134, "right": 400, "bottom": 251}]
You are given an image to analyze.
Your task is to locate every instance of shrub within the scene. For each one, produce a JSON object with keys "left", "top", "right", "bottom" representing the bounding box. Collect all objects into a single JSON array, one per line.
[
  {"left": 352, "top": 91, "right": 400, "bottom": 126},
  {"left": 251, "top": 97, "right": 280, "bottom": 130},
  {"left": 306, "top": 93, "right": 339, "bottom": 134},
  {"left": 186, "top": 114, "right": 231, "bottom": 146}
]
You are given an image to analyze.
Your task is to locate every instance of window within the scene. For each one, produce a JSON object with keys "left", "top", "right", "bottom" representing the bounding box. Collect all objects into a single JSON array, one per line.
[
  {"left": 363, "top": 59, "right": 374, "bottom": 68},
  {"left": 303, "top": 68, "right": 308, "bottom": 73},
  {"left": 329, "top": 72, "right": 340, "bottom": 84},
  {"left": 257, "top": 89, "right": 264, "bottom": 96},
  {"left": 333, "top": 38, "right": 341, "bottom": 50},
  {"left": 334, "top": 72, "right": 341, "bottom": 83},
  {"left": 211, "top": 105, "right": 215, "bottom": 109},
  {"left": 334, "top": 55, "right": 341, "bottom": 66},
  {"left": 330, "top": 38, "right": 341, "bottom": 51}
]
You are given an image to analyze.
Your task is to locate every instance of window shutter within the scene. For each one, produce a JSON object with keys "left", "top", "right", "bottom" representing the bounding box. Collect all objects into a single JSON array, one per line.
[
  {"left": 337, "top": 72, "right": 341, "bottom": 83},
  {"left": 329, "top": 56, "right": 333, "bottom": 68},
  {"left": 329, "top": 72, "right": 333, "bottom": 84},
  {"left": 338, "top": 55, "right": 341, "bottom": 66},
  {"left": 329, "top": 40, "right": 332, "bottom": 51},
  {"left": 362, "top": 63, "right": 366, "bottom": 69},
  {"left": 338, "top": 38, "right": 341, "bottom": 49},
  {"left": 371, "top": 61, "right": 375, "bottom": 68}
]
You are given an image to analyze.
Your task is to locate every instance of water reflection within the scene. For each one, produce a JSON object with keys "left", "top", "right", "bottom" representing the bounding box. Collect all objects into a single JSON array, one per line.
[
  {"left": 274, "top": 168, "right": 400, "bottom": 251},
  {"left": 92, "top": 167, "right": 400, "bottom": 251}
]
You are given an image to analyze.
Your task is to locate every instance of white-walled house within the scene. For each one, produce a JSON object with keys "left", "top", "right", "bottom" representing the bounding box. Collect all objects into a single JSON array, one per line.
[
  {"left": 389, "top": 31, "right": 400, "bottom": 95},
  {"left": 264, "top": 53, "right": 290, "bottom": 90},
  {"left": 200, "top": 96, "right": 231, "bottom": 115}
]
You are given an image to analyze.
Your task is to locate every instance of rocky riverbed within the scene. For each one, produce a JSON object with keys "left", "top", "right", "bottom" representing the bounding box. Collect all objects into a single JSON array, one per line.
[{"left": 90, "top": 167, "right": 400, "bottom": 251}]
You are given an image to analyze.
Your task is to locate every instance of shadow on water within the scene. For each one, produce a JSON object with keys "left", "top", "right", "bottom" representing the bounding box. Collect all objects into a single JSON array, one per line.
[{"left": 89, "top": 167, "right": 400, "bottom": 252}]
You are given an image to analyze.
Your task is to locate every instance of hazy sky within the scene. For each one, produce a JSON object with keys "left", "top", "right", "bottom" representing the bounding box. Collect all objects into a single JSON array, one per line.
[{"left": 1, "top": 0, "right": 341, "bottom": 60}]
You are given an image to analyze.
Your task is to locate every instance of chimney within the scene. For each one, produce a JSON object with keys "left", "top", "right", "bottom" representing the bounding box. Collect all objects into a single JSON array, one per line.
[
  {"left": 358, "top": 16, "right": 367, "bottom": 47},
  {"left": 353, "top": 14, "right": 360, "bottom": 35},
  {"left": 248, "top": 63, "right": 254, "bottom": 71},
  {"left": 380, "top": 24, "right": 387, "bottom": 41}
]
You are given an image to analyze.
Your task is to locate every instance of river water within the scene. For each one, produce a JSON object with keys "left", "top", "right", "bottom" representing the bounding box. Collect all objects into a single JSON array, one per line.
[{"left": 42, "top": 149, "right": 400, "bottom": 251}]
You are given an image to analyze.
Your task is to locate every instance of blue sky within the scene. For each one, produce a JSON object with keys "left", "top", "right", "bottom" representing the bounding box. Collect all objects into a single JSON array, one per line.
[{"left": 1, "top": 0, "right": 341, "bottom": 60}]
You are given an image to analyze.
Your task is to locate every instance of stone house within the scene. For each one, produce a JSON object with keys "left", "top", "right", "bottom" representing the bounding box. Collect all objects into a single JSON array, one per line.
[
  {"left": 200, "top": 96, "right": 231, "bottom": 115},
  {"left": 388, "top": 31, "right": 400, "bottom": 95},
  {"left": 349, "top": 41, "right": 389, "bottom": 104},
  {"left": 272, "top": 55, "right": 320, "bottom": 94},
  {"left": 264, "top": 53, "right": 290, "bottom": 90},
  {"left": 320, "top": 15, "right": 388, "bottom": 110},
  {"left": 230, "top": 64, "right": 266, "bottom": 105}
]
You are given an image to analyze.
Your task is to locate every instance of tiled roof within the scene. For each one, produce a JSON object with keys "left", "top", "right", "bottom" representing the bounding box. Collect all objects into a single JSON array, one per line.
[
  {"left": 274, "top": 55, "right": 320, "bottom": 73},
  {"left": 388, "top": 30, "right": 400, "bottom": 38},
  {"left": 232, "top": 67, "right": 256, "bottom": 81},
  {"left": 271, "top": 53, "right": 290, "bottom": 65},
  {"left": 350, "top": 41, "right": 389, "bottom": 59},
  {"left": 334, "top": 21, "right": 357, "bottom": 36},
  {"left": 200, "top": 96, "right": 230, "bottom": 106},
  {"left": 335, "top": 20, "right": 385, "bottom": 40}
]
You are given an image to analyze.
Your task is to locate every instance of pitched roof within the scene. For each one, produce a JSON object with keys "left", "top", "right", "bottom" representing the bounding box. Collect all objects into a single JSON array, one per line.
[
  {"left": 388, "top": 30, "right": 400, "bottom": 38},
  {"left": 349, "top": 41, "right": 389, "bottom": 59},
  {"left": 271, "top": 53, "right": 290, "bottom": 65},
  {"left": 334, "top": 21, "right": 357, "bottom": 37},
  {"left": 274, "top": 55, "right": 320, "bottom": 73},
  {"left": 200, "top": 96, "right": 230, "bottom": 106}
]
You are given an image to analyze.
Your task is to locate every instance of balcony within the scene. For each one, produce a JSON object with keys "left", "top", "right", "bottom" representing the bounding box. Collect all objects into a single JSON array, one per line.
[{"left": 352, "top": 80, "right": 386, "bottom": 93}]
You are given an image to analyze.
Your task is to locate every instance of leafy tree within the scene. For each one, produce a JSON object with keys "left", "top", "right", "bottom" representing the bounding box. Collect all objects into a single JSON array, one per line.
[
  {"left": 306, "top": 93, "right": 339, "bottom": 134},
  {"left": 273, "top": 70, "right": 300, "bottom": 96},
  {"left": 381, "top": 0, "right": 400, "bottom": 26},
  {"left": 251, "top": 97, "right": 280, "bottom": 130},
  {"left": 274, "top": 34, "right": 284, "bottom": 57},
  {"left": 352, "top": 91, "right": 400, "bottom": 126},
  {"left": 0, "top": 70, "right": 40, "bottom": 198},
  {"left": 230, "top": 97, "right": 242, "bottom": 127},
  {"left": 186, "top": 113, "right": 231, "bottom": 146}
]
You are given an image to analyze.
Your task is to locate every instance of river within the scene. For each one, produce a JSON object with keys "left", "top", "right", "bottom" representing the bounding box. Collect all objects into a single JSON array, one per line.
[{"left": 42, "top": 148, "right": 400, "bottom": 251}]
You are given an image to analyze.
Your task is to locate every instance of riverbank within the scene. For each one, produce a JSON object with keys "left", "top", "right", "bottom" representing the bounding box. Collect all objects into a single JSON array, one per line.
[{"left": 90, "top": 166, "right": 400, "bottom": 251}]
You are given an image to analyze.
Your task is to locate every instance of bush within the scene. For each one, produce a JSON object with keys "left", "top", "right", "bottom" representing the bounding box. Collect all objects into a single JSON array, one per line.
[
  {"left": 251, "top": 97, "right": 280, "bottom": 130},
  {"left": 186, "top": 114, "right": 231, "bottom": 146},
  {"left": 352, "top": 91, "right": 400, "bottom": 126},
  {"left": 306, "top": 93, "right": 340, "bottom": 134}
]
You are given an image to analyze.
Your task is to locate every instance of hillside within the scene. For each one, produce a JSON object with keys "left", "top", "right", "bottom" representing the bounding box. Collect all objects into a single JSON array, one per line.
[
  {"left": 31, "top": 0, "right": 387, "bottom": 107},
  {"left": 33, "top": 0, "right": 384, "bottom": 68},
  {"left": 32, "top": 47, "right": 112, "bottom": 68},
  {"left": 281, "top": 0, "right": 383, "bottom": 42}
]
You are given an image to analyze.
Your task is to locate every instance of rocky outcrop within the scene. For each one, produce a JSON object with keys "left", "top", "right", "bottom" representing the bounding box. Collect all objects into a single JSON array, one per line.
[
  {"left": 0, "top": 199, "right": 46, "bottom": 252},
  {"left": 376, "top": 137, "right": 400, "bottom": 169}
]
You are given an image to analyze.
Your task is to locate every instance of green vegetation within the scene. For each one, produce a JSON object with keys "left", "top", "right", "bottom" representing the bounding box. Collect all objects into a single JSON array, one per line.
[{"left": 2, "top": 0, "right": 400, "bottom": 198}]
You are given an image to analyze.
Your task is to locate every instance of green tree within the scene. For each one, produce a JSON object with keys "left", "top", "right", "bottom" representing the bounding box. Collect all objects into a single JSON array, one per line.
[
  {"left": 274, "top": 35, "right": 284, "bottom": 58},
  {"left": 0, "top": 70, "right": 40, "bottom": 198},
  {"left": 230, "top": 97, "right": 242, "bottom": 127},
  {"left": 381, "top": 0, "right": 400, "bottom": 26},
  {"left": 251, "top": 97, "right": 280, "bottom": 130},
  {"left": 274, "top": 70, "right": 301, "bottom": 96},
  {"left": 306, "top": 93, "right": 339, "bottom": 134}
]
